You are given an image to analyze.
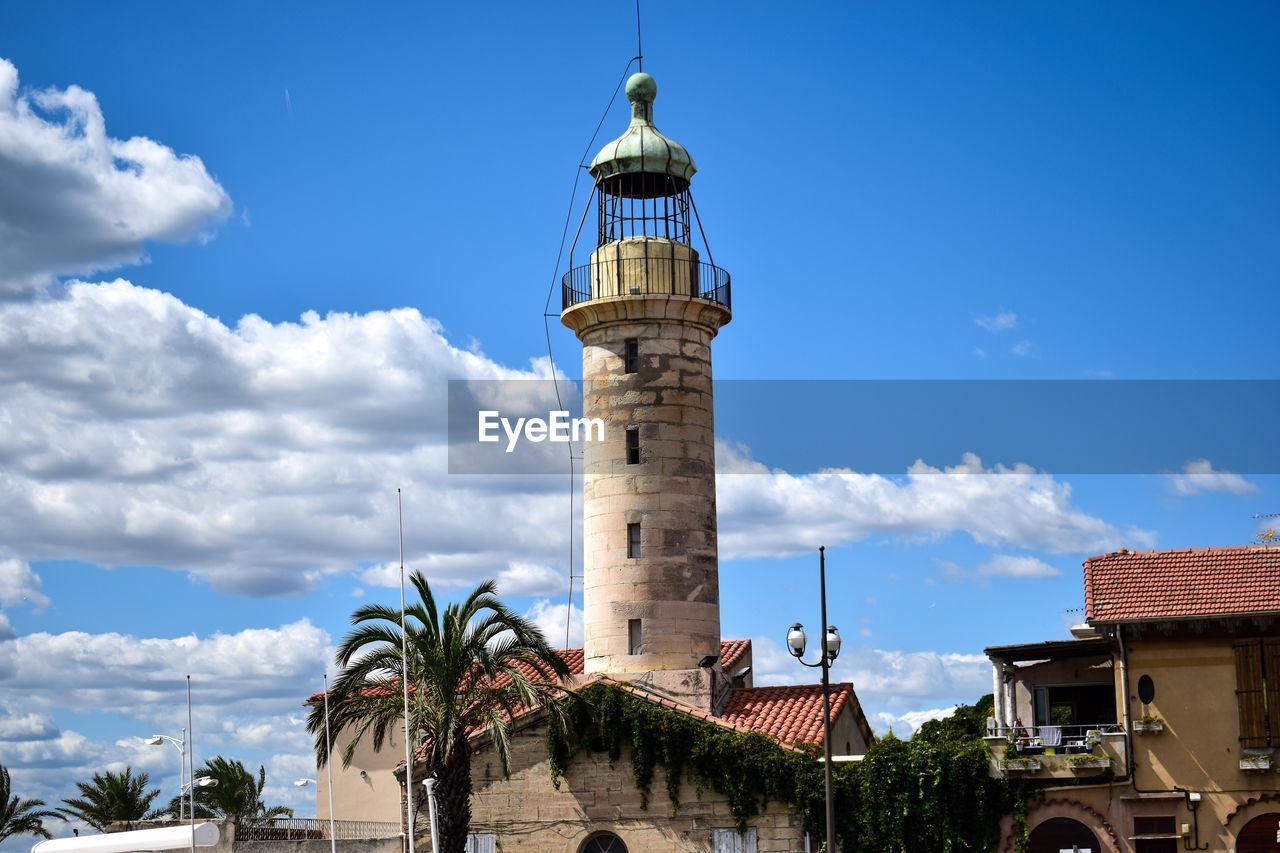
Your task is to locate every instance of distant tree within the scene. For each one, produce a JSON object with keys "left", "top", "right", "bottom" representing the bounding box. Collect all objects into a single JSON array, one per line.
[
  {"left": 0, "top": 763, "right": 63, "bottom": 843},
  {"left": 166, "top": 757, "right": 292, "bottom": 826},
  {"left": 58, "top": 767, "right": 162, "bottom": 831},
  {"left": 913, "top": 693, "right": 995, "bottom": 744}
]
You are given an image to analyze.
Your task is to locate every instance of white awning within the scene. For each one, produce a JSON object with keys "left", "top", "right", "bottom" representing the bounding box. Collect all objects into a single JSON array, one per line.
[{"left": 33, "top": 823, "right": 220, "bottom": 853}]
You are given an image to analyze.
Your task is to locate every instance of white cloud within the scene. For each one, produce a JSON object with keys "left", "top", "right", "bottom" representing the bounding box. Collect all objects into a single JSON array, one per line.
[
  {"left": 525, "top": 599, "right": 583, "bottom": 649},
  {"left": 0, "top": 619, "right": 330, "bottom": 724},
  {"left": 0, "top": 558, "right": 49, "bottom": 610},
  {"left": 940, "top": 554, "right": 1062, "bottom": 581},
  {"left": 1170, "top": 459, "right": 1257, "bottom": 496},
  {"left": 497, "top": 562, "right": 568, "bottom": 597},
  {"left": 718, "top": 446, "right": 1152, "bottom": 559},
  {"left": 974, "top": 312, "right": 1018, "bottom": 333},
  {"left": 749, "top": 636, "right": 992, "bottom": 731},
  {"left": 873, "top": 706, "right": 960, "bottom": 736},
  {"left": 0, "top": 279, "right": 575, "bottom": 596},
  {"left": 1010, "top": 339, "right": 1034, "bottom": 357},
  {"left": 0, "top": 57, "right": 231, "bottom": 293}
]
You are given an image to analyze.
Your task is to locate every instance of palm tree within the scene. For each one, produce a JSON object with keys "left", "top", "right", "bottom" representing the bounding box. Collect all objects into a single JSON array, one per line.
[
  {"left": 58, "top": 767, "right": 162, "bottom": 831},
  {"left": 311, "top": 575, "right": 571, "bottom": 853},
  {"left": 0, "top": 763, "right": 62, "bottom": 843},
  {"left": 165, "top": 757, "right": 292, "bottom": 826}
]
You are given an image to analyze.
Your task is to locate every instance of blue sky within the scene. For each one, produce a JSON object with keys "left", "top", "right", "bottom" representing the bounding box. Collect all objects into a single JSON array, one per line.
[{"left": 0, "top": 0, "right": 1277, "bottom": 840}]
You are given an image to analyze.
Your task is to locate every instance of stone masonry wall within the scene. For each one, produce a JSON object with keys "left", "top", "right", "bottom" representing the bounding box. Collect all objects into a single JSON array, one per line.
[{"left": 467, "top": 721, "right": 809, "bottom": 852}]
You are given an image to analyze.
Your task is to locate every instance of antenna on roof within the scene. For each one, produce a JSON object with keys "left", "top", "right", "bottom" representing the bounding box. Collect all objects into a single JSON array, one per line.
[{"left": 1253, "top": 512, "right": 1279, "bottom": 545}]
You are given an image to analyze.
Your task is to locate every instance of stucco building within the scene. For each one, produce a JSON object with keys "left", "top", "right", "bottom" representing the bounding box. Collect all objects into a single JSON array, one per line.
[
  {"left": 986, "top": 545, "right": 1280, "bottom": 853},
  {"left": 312, "top": 68, "right": 873, "bottom": 853}
]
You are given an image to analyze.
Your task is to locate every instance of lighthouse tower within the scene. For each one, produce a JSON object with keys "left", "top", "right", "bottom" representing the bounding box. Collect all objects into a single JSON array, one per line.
[{"left": 561, "top": 72, "right": 732, "bottom": 710}]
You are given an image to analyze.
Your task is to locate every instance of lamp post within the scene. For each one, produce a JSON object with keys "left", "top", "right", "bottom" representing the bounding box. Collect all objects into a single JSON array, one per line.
[
  {"left": 785, "top": 546, "right": 843, "bottom": 853},
  {"left": 143, "top": 730, "right": 186, "bottom": 822}
]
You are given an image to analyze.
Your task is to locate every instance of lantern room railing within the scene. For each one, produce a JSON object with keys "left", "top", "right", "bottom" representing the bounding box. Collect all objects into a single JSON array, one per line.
[{"left": 561, "top": 256, "right": 731, "bottom": 312}]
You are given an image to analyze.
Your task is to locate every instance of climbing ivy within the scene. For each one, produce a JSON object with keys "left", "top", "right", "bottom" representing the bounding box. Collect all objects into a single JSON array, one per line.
[{"left": 545, "top": 685, "right": 1031, "bottom": 852}]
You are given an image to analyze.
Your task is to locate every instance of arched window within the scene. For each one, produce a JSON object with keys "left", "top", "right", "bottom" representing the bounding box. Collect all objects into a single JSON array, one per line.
[{"left": 580, "top": 833, "right": 627, "bottom": 853}]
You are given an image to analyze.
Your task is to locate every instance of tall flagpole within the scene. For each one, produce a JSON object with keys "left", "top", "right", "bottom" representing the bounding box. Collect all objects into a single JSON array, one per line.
[
  {"left": 398, "top": 489, "right": 416, "bottom": 853},
  {"left": 322, "top": 674, "right": 337, "bottom": 853}
]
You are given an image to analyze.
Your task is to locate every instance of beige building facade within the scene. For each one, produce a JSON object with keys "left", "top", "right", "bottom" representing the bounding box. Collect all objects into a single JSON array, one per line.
[{"left": 986, "top": 546, "right": 1280, "bottom": 853}]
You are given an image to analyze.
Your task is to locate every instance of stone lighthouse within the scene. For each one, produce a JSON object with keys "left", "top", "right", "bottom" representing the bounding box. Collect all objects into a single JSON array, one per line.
[{"left": 561, "top": 71, "right": 732, "bottom": 710}]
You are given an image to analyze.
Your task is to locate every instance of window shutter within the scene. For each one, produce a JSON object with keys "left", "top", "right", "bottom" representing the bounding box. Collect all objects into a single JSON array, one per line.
[
  {"left": 1265, "top": 640, "right": 1280, "bottom": 746},
  {"left": 465, "top": 834, "right": 496, "bottom": 853},
  {"left": 1235, "top": 640, "right": 1269, "bottom": 748},
  {"left": 712, "top": 828, "right": 757, "bottom": 853}
]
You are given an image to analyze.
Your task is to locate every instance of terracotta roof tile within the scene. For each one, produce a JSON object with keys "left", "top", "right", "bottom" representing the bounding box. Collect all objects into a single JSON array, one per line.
[
  {"left": 719, "top": 639, "right": 751, "bottom": 673},
  {"left": 1085, "top": 546, "right": 1280, "bottom": 623},
  {"left": 720, "top": 683, "right": 858, "bottom": 748}
]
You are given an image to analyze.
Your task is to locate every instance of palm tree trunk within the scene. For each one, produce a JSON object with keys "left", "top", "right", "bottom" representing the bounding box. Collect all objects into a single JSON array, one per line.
[{"left": 435, "top": 738, "right": 473, "bottom": 853}]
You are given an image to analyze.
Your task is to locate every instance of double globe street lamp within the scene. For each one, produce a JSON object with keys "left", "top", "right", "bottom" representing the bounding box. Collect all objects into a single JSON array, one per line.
[{"left": 785, "top": 546, "right": 843, "bottom": 853}]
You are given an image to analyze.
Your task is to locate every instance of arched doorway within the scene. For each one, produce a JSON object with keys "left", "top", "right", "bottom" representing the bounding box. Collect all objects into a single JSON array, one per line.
[
  {"left": 1027, "top": 817, "right": 1101, "bottom": 853},
  {"left": 1238, "top": 812, "right": 1280, "bottom": 853}
]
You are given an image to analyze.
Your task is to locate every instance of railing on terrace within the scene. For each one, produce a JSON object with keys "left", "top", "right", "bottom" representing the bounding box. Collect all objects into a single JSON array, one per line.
[
  {"left": 561, "top": 257, "right": 731, "bottom": 312},
  {"left": 987, "top": 722, "right": 1123, "bottom": 755},
  {"left": 237, "top": 819, "right": 401, "bottom": 842}
]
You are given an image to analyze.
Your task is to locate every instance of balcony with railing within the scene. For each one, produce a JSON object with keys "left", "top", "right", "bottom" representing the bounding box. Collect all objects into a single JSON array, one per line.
[
  {"left": 985, "top": 722, "right": 1127, "bottom": 780},
  {"left": 561, "top": 255, "right": 731, "bottom": 312}
]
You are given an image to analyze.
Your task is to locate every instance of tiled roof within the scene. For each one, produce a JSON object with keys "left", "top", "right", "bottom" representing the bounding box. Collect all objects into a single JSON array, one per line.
[
  {"left": 1085, "top": 546, "right": 1280, "bottom": 623},
  {"left": 719, "top": 639, "right": 751, "bottom": 673},
  {"left": 720, "top": 683, "right": 865, "bottom": 748}
]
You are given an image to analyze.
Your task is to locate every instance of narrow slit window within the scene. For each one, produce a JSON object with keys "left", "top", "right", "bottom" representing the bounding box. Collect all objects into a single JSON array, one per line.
[
  {"left": 627, "top": 522, "right": 641, "bottom": 558},
  {"left": 629, "top": 619, "right": 642, "bottom": 656},
  {"left": 626, "top": 427, "right": 640, "bottom": 465},
  {"left": 624, "top": 339, "right": 639, "bottom": 374}
]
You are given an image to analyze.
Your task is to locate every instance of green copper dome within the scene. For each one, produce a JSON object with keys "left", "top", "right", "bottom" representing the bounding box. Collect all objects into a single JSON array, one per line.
[{"left": 589, "top": 72, "right": 697, "bottom": 194}]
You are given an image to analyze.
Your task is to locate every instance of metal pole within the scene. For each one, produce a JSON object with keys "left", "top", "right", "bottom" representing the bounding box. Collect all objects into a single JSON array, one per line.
[
  {"left": 323, "top": 674, "right": 337, "bottom": 853},
  {"left": 423, "top": 779, "right": 440, "bottom": 853},
  {"left": 398, "top": 490, "right": 416, "bottom": 853},
  {"left": 179, "top": 728, "right": 186, "bottom": 823},
  {"left": 818, "top": 547, "right": 835, "bottom": 853},
  {"left": 187, "top": 675, "right": 195, "bottom": 853}
]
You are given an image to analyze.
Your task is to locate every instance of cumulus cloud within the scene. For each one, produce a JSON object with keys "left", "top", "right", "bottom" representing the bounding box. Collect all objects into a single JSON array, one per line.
[
  {"left": 0, "top": 557, "right": 49, "bottom": 609},
  {"left": 0, "top": 279, "right": 573, "bottom": 596},
  {"left": 0, "top": 619, "right": 330, "bottom": 723},
  {"left": 525, "top": 599, "right": 583, "bottom": 649},
  {"left": 0, "top": 57, "right": 231, "bottom": 294},
  {"left": 940, "top": 554, "right": 1063, "bottom": 582},
  {"left": 974, "top": 312, "right": 1018, "bottom": 333},
  {"left": 1170, "top": 459, "right": 1257, "bottom": 496},
  {"left": 749, "top": 636, "right": 992, "bottom": 729},
  {"left": 718, "top": 446, "right": 1151, "bottom": 559},
  {"left": 873, "top": 706, "right": 961, "bottom": 737},
  {"left": 0, "top": 619, "right": 331, "bottom": 823}
]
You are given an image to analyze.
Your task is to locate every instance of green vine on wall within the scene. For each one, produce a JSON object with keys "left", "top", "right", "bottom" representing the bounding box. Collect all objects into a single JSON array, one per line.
[{"left": 545, "top": 684, "right": 1031, "bottom": 852}]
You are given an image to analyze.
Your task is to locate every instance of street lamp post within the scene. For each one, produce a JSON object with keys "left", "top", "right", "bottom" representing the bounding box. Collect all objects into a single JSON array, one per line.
[
  {"left": 143, "top": 730, "right": 186, "bottom": 822},
  {"left": 785, "top": 546, "right": 843, "bottom": 853}
]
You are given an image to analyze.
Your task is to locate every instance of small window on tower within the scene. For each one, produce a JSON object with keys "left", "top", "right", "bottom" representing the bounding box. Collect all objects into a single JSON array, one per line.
[
  {"left": 629, "top": 619, "right": 642, "bottom": 655},
  {"left": 624, "top": 339, "right": 639, "bottom": 374},
  {"left": 626, "top": 427, "right": 640, "bottom": 465},
  {"left": 627, "top": 523, "right": 641, "bottom": 558}
]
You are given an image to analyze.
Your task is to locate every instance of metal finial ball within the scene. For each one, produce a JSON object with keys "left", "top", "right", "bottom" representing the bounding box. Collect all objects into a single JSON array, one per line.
[{"left": 626, "top": 72, "right": 657, "bottom": 103}]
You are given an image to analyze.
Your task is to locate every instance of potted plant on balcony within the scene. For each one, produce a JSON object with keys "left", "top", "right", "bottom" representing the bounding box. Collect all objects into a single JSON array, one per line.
[
  {"left": 1240, "top": 752, "right": 1274, "bottom": 772},
  {"left": 1132, "top": 715, "right": 1164, "bottom": 733},
  {"left": 1065, "top": 753, "right": 1111, "bottom": 770},
  {"left": 1002, "top": 755, "right": 1042, "bottom": 772}
]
